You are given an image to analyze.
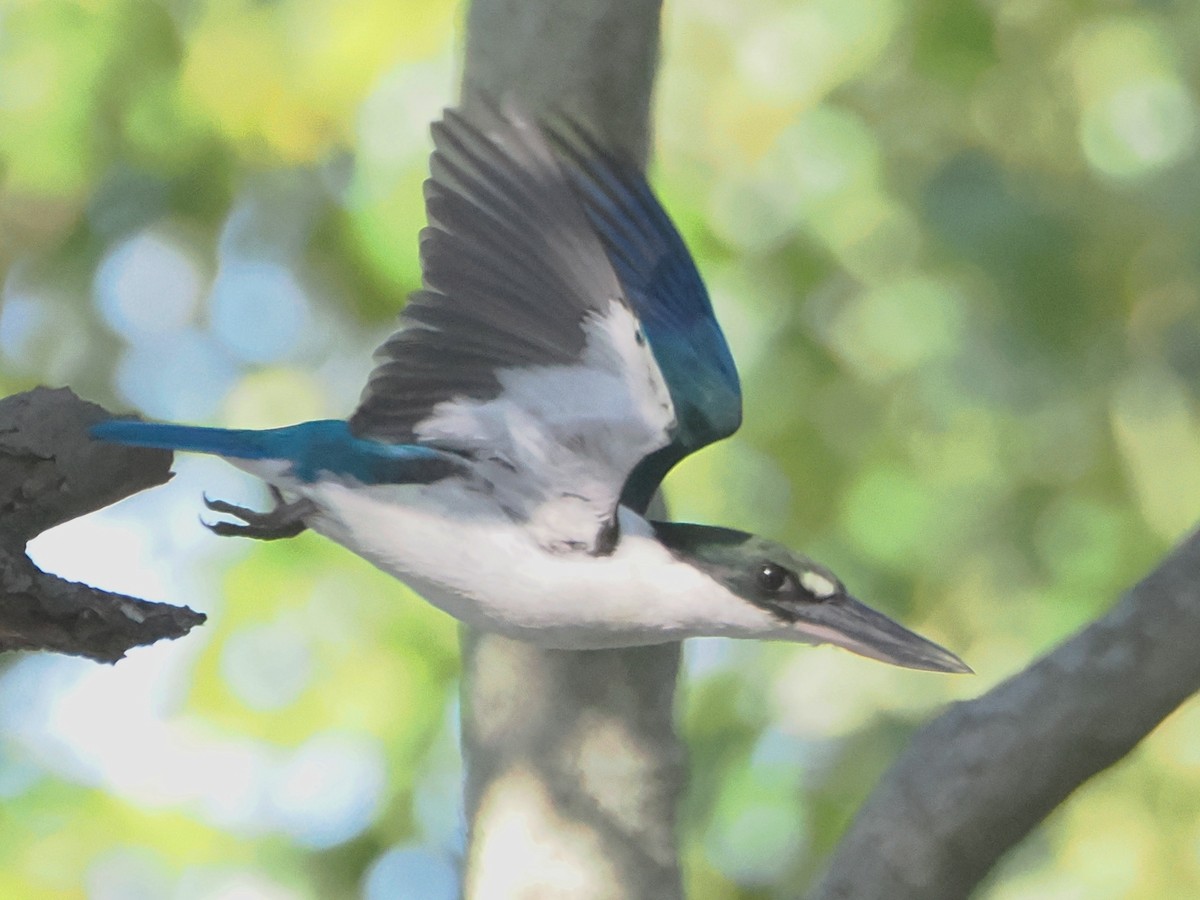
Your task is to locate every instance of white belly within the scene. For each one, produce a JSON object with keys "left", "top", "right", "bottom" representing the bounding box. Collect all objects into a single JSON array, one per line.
[{"left": 290, "top": 479, "right": 756, "bottom": 649}]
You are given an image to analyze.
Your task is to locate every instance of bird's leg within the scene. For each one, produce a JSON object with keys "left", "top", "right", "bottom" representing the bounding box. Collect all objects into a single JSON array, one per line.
[{"left": 201, "top": 486, "right": 313, "bottom": 540}]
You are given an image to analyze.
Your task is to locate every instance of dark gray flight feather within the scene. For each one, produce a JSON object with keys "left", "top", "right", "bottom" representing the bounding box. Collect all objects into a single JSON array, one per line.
[{"left": 349, "top": 105, "right": 630, "bottom": 443}]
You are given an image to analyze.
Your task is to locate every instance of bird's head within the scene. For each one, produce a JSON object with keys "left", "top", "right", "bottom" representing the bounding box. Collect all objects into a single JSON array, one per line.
[{"left": 651, "top": 522, "right": 970, "bottom": 674}]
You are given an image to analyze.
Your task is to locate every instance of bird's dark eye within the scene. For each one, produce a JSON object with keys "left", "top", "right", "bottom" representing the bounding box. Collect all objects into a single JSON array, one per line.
[{"left": 757, "top": 562, "right": 789, "bottom": 593}]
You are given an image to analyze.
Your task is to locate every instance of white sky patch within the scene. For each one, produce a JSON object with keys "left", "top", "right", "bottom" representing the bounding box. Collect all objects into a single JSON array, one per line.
[
  {"left": 268, "top": 731, "right": 387, "bottom": 848},
  {"left": 85, "top": 846, "right": 172, "bottom": 900},
  {"left": 0, "top": 290, "right": 49, "bottom": 365},
  {"left": 683, "top": 636, "right": 738, "bottom": 679},
  {"left": 175, "top": 870, "right": 302, "bottom": 900},
  {"left": 357, "top": 61, "right": 452, "bottom": 172},
  {"left": 1081, "top": 78, "right": 1198, "bottom": 178},
  {"left": 362, "top": 845, "right": 459, "bottom": 900},
  {"left": 28, "top": 456, "right": 250, "bottom": 599},
  {"left": 115, "top": 329, "right": 240, "bottom": 421},
  {"left": 209, "top": 260, "right": 312, "bottom": 364},
  {"left": 0, "top": 650, "right": 385, "bottom": 844},
  {"left": 94, "top": 227, "right": 205, "bottom": 340},
  {"left": 29, "top": 504, "right": 171, "bottom": 603},
  {"left": 219, "top": 620, "right": 314, "bottom": 712}
]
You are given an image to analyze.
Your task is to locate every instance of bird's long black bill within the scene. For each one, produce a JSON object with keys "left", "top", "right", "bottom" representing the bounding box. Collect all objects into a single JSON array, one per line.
[{"left": 804, "top": 594, "right": 971, "bottom": 674}]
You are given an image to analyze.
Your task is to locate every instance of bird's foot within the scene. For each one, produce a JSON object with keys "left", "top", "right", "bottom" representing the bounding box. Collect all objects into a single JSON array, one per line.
[{"left": 201, "top": 487, "right": 313, "bottom": 540}]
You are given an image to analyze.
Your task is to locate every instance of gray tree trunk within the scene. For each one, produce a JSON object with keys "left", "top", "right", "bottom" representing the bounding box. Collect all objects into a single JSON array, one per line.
[{"left": 457, "top": 2, "right": 685, "bottom": 899}]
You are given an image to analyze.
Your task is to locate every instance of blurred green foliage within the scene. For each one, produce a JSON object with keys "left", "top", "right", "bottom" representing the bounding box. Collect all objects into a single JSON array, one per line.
[{"left": 3, "top": 0, "right": 1200, "bottom": 897}]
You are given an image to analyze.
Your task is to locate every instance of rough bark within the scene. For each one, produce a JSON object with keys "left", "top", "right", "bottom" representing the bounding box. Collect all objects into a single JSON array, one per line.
[
  {"left": 458, "top": 3, "right": 682, "bottom": 896},
  {"left": 0, "top": 387, "right": 203, "bottom": 662},
  {"left": 813, "top": 526, "right": 1200, "bottom": 899}
]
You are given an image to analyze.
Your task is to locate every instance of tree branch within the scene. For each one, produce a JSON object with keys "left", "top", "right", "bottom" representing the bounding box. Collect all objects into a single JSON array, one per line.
[
  {"left": 813, "top": 527, "right": 1200, "bottom": 899},
  {"left": 0, "top": 387, "right": 204, "bottom": 662}
]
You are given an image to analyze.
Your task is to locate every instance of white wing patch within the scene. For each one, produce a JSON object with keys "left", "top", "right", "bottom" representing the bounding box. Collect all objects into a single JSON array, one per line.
[{"left": 413, "top": 298, "right": 675, "bottom": 552}]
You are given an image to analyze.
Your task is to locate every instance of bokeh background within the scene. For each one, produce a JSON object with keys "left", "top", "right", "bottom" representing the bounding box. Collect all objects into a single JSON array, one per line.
[{"left": 3, "top": 0, "right": 1200, "bottom": 896}]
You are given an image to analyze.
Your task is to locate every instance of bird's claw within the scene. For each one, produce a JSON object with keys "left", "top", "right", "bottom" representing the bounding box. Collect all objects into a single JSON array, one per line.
[{"left": 200, "top": 489, "right": 312, "bottom": 541}]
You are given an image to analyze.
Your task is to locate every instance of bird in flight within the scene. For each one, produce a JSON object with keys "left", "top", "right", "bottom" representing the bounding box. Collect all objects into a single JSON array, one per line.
[{"left": 93, "top": 102, "right": 968, "bottom": 673}]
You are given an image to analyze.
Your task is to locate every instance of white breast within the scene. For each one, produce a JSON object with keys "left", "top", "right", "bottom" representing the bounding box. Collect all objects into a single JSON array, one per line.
[{"left": 292, "top": 478, "right": 775, "bottom": 649}]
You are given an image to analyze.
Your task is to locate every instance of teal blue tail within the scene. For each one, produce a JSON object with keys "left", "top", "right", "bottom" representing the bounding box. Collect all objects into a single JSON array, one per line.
[
  {"left": 90, "top": 418, "right": 462, "bottom": 485},
  {"left": 90, "top": 420, "right": 294, "bottom": 460}
]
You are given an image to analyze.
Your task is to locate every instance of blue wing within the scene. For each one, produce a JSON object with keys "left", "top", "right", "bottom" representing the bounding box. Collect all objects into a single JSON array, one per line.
[{"left": 546, "top": 121, "right": 743, "bottom": 513}]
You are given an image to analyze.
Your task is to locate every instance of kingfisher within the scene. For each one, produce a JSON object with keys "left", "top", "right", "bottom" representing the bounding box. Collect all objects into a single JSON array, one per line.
[{"left": 92, "top": 103, "right": 968, "bottom": 673}]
